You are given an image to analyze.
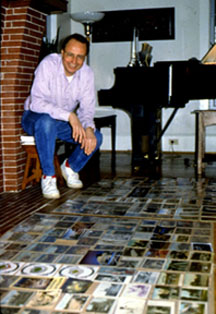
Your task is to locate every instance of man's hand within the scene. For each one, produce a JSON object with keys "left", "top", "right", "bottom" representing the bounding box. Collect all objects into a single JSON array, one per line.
[
  {"left": 82, "top": 127, "right": 97, "bottom": 155},
  {"left": 69, "top": 112, "right": 86, "bottom": 143}
]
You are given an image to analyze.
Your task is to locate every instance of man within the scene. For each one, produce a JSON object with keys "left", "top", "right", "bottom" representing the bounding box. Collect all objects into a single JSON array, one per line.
[{"left": 22, "top": 33, "right": 102, "bottom": 199}]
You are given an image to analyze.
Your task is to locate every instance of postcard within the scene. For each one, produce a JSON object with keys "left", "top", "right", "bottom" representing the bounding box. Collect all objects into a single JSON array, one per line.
[
  {"left": 146, "top": 300, "right": 175, "bottom": 314},
  {"left": 55, "top": 293, "right": 89, "bottom": 311},
  {"left": 179, "top": 301, "right": 206, "bottom": 314},
  {"left": 183, "top": 273, "right": 209, "bottom": 287},
  {"left": 122, "top": 247, "right": 145, "bottom": 257},
  {"left": 157, "top": 272, "right": 182, "bottom": 286},
  {"left": 190, "top": 252, "right": 212, "bottom": 262},
  {"left": 168, "top": 250, "right": 189, "bottom": 259},
  {"left": 117, "top": 257, "right": 142, "bottom": 268},
  {"left": 85, "top": 297, "right": 116, "bottom": 313},
  {"left": 80, "top": 250, "right": 121, "bottom": 266},
  {"left": 180, "top": 288, "right": 208, "bottom": 302},
  {"left": 122, "top": 283, "right": 151, "bottom": 299},
  {"left": 115, "top": 297, "right": 145, "bottom": 314},
  {"left": 61, "top": 278, "right": 93, "bottom": 294},
  {"left": 192, "top": 243, "right": 212, "bottom": 252},
  {"left": 0, "top": 275, "right": 19, "bottom": 288},
  {"left": 142, "top": 258, "right": 165, "bottom": 270},
  {"left": 152, "top": 285, "right": 179, "bottom": 300},
  {"left": 0, "top": 261, "right": 21, "bottom": 275},
  {"left": 1, "top": 289, "right": 33, "bottom": 306},
  {"left": 93, "top": 282, "right": 123, "bottom": 298},
  {"left": 94, "top": 273, "right": 130, "bottom": 284},
  {"left": 165, "top": 260, "right": 189, "bottom": 272},
  {"left": 17, "top": 263, "right": 59, "bottom": 277},
  {"left": 98, "top": 266, "right": 135, "bottom": 276},
  {"left": 26, "top": 290, "right": 61, "bottom": 309},
  {"left": 145, "top": 249, "right": 169, "bottom": 258},
  {"left": 189, "top": 262, "right": 211, "bottom": 273},
  {"left": 13, "top": 277, "right": 53, "bottom": 290},
  {"left": 55, "top": 254, "right": 82, "bottom": 265},
  {"left": 133, "top": 271, "right": 160, "bottom": 284}
]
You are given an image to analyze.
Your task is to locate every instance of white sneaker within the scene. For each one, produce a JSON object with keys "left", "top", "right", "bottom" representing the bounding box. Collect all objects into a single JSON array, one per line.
[
  {"left": 61, "top": 159, "right": 83, "bottom": 189},
  {"left": 41, "top": 175, "right": 60, "bottom": 199}
]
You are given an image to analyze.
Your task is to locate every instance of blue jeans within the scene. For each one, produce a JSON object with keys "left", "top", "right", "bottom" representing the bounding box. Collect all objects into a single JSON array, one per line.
[{"left": 21, "top": 111, "right": 103, "bottom": 176}]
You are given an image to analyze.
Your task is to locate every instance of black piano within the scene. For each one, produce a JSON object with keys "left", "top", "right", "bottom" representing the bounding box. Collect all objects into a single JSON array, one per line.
[{"left": 98, "top": 60, "right": 216, "bottom": 165}]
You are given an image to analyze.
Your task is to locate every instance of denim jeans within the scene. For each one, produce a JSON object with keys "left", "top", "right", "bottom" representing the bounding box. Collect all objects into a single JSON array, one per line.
[{"left": 21, "top": 110, "right": 103, "bottom": 176}]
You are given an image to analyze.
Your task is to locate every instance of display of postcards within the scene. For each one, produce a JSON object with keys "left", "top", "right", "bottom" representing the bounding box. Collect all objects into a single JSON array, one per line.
[
  {"left": 93, "top": 282, "right": 123, "bottom": 297},
  {"left": 1, "top": 289, "right": 33, "bottom": 306},
  {"left": 146, "top": 300, "right": 175, "bottom": 314},
  {"left": 55, "top": 293, "right": 89, "bottom": 312},
  {"left": 58, "top": 265, "right": 98, "bottom": 280},
  {"left": 80, "top": 250, "right": 121, "bottom": 266},
  {"left": 189, "top": 262, "right": 211, "bottom": 273},
  {"left": 152, "top": 285, "right": 179, "bottom": 300},
  {"left": 190, "top": 252, "right": 212, "bottom": 262},
  {"left": 178, "top": 301, "right": 206, "bottom": 314},
  {"left": 192, "top": 243, "right": 213, "bottom": 252},
  {"left": 165, "top": 260, "right": 189, "bottom": 271},
  {"left": 27, "top": 290, "right": 62, "bottom": 309},
  {"left": 61, "top": 278, "right": 93, "bottom": 294},
  {"left": 0, "top": 261, "right": 22, "bottom": 275},
  {"left": 148, "top": 241, "right": 171, "bottom": 250},
  {"left": 13, "top": 277, "right": 53, "bottom": 290},
  {"left": 122, "top": 247, "right": 145, "bottom": 257},
  {"left": 27, "top": 243, "right": 70, "bottom": 254},
  {"left": 117, "top": 257, "right": 142, "bottom": 268},
  {"left": 183, "top": 273, "right": 209, "bottom": 287},
  {"left": 0, "top": 275, "right": 19, "bottom": 288},
  {"left": 133, "top": 271, "right": 160, "bottom": 284},
  {"left": 168, "top": 250, "right": 189, "bottom": 260},
  {"left": 142, "top": 258, "right": 165, "bottom": 270},
  {"left": 55, "top": 254, "right": 82, "bottom": 265},
  {"left": 157, "top": 272, "right": 182, "bottom": 286},
  {"left": 122, "top": 283, "right": 151, "bottom": 299},
  {"left": 180, "top": 288, "right": 208, "bottom": 302},
  {"left": 85, "top": 296, "right": 116, "bottom": 313},
  {"left": 115, "top": 297, "right": 146, "bottom": 314}
]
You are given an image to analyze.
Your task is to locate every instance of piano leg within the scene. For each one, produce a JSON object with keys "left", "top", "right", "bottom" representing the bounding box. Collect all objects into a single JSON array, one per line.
[{"left": 130, "top": 105, "right": 160, "bottom": 166}]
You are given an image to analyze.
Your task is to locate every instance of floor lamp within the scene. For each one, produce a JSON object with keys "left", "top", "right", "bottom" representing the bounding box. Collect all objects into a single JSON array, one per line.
[{"left": 70, "top": 11, "right": 104, "bottom": 64}]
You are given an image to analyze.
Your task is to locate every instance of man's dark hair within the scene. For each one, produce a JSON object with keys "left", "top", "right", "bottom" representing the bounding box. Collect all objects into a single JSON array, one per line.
[{"left": 61, "top": 33, "right": 89, "bottom": 55}]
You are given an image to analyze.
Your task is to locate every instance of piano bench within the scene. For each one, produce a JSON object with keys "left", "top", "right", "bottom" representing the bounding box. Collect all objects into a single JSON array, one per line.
[
  {"left": 193, "top": 110, "right": 216, "bottom": 174},
  {"left": 21, "top": 138, "right": 64, "bottom": 190},
  {"left": 94, "top": 115, "right": 116, "bottom": 167}
]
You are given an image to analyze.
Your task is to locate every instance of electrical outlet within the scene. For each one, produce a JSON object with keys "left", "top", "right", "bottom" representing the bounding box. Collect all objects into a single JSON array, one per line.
[{"left": 169, "top": 139, "right": 179, "bottom": 145}]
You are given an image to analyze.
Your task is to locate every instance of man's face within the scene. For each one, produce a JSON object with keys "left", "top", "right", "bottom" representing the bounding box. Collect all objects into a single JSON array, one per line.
[{"left": 61, "top": 39, "right": 87, "bottom": 76}]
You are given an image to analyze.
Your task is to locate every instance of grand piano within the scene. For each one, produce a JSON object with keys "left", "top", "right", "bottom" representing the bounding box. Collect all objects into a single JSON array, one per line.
[{"left": 98, "top": 59, "right": 216, "bottom": 165}]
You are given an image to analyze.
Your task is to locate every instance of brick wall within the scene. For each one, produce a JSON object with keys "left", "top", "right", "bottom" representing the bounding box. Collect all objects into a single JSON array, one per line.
[{"left": 0, "top": 4, "right": 46, "bottom": 192}]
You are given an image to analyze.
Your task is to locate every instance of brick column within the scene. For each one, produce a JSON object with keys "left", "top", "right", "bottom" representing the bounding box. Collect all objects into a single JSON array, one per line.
[{"left": 1, "top": 4, "right": 46, "bottom": 191}]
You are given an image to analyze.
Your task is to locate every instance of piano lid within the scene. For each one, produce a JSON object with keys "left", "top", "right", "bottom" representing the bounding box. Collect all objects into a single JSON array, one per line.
[{"left": 201, "top": 44, "right": 216, "bottom": 64}]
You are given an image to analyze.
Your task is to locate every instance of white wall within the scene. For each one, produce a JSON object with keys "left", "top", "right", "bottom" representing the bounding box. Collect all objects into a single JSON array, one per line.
[{"left": 56, "top": 0, "right": 214, "bottom": 152}]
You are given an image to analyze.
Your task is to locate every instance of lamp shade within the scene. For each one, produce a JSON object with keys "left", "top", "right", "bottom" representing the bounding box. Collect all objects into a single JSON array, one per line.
[{"left": 70, "top": 11, "right": 105, "bottom": 24}]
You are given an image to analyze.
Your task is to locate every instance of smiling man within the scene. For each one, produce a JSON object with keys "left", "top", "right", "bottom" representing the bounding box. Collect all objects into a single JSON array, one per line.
[{"left": 22, "top": 34, "right": 102, "bottom": 199}]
